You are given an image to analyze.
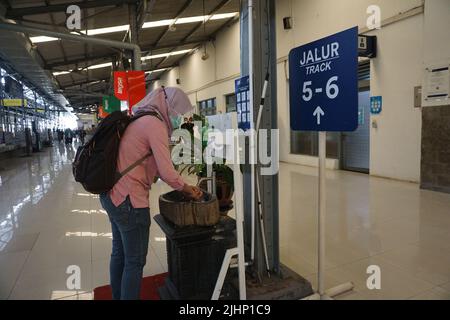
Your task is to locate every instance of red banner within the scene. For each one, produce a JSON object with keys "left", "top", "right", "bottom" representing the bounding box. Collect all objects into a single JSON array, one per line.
[
  {"left": 114, "top": 71, "right": 128, "bottom": 101},
  {"left": 127, "top": 71, "right": 146, "bottom": 109},
  {"left": 98, "top": 105, "right": 109, "bottom": 119}
]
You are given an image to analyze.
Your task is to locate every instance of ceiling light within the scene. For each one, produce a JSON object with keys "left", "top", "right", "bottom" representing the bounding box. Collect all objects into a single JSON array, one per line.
[
  {"left": 87, "top": 62, "right": 113, "bottom": 70},
  {"left": 142, "top": 49, "right": 192, "bottom": 61},
  {"left": 145, "top": 68, "right": 169, "bottom": 74},
  {"left": 53, "top": 71, "right": 72, "bottom": 76},
  {"left": 30, "top": 36, "right": 58, "bottom": 43},
  {"left": 80, "top": 25, "right": 129, "bottom": 36},
  {"left": 210, "top": 12, "right": 239, "bottom": 20},
  {"left": 142, "top": 19, "right": 175, "bottom": 29},
  {"left": 53, "top": 50, "right": 190, "bottom": 75},
  {"left": 176, "top": 16, "right": 207, "bottom": 24}
]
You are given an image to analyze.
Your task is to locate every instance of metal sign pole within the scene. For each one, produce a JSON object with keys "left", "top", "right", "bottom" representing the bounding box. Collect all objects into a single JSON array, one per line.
[
  {"left": 290, "top": 27, "right": 359, "bottom": 300},
  {"left": 303, "top": 131, "right": 354, "bottom": 300},
  {"left": 318, "top": 131, "right": 326, "bottom": 297}
]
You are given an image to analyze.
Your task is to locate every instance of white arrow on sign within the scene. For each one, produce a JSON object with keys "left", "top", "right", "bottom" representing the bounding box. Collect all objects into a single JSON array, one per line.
[{"left": 313, "top": 106, "right": 325, "bottom": 125}]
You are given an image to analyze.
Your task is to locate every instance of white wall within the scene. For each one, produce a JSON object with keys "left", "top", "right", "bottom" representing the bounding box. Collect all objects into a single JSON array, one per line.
[
  {"left": 76, "top": 113, "right": 97, "bottom": 129},
  {"left": 150, "top": 20, "right": 240, "bottom": 114},
  {"left": 423, "top": 0, "right": 450, "bottom": 65},
  {"left": 421, "top": 0, "right": 450, "bottom": 108},
  {"left": 149, "top": 0, "right": 448, "bottom": 183},
  {"left": 276, "top": 0, "right": 426, "bottom": 181},
  {"left": 369, "top": 15, "right": 423, "bottom": 182}
]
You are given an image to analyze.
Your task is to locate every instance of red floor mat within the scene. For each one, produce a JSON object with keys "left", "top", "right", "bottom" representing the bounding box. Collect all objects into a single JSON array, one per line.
[{"left": 93, "top": 273, "right": 168, "bottom": 300}]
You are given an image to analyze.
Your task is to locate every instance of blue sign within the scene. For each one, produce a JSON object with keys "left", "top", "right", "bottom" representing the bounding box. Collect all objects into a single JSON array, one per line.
[
  {"left": 289, "top": 27, "right": 359, "bottom": 132},
  {"left": 235, "top": 76, "right": 251, "bottom": 131},
  {"left": 370, "top": 96, "right": 382, "bottom": 114}
]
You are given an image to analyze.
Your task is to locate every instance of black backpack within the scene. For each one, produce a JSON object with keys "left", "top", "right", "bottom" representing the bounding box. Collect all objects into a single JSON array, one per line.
[{"left": 72, "top": 111, "right": 160, "bottom": 194}]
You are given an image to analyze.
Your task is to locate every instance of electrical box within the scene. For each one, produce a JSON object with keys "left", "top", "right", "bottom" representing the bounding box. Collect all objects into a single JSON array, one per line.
[
  {"left": 414, "top": 86, "right": 422, "bottom": 108},
  {"left": 358, "top": 35, "right": 377, "bottom": 58},
  {"left": 283, "top": 17, "right": 293, "bottom": 30}
]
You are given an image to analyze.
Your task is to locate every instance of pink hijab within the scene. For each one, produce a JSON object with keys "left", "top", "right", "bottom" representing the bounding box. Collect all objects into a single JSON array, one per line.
[{"left": 131, "top": 87, "right": 193, "bottom": 136}]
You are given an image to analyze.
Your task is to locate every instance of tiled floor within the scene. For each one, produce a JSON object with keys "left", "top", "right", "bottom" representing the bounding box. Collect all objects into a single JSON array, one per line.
[
  {"left": 279, "top": 163, "right": 450, "bottom": 300},
  {"left": 0, "top": 144, "right": 449, "bottom": 300}
]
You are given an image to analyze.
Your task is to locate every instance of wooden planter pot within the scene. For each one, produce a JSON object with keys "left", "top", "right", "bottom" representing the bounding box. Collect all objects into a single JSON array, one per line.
[{"left": 159, "top": 190, "right": 220, "bottom": 227}]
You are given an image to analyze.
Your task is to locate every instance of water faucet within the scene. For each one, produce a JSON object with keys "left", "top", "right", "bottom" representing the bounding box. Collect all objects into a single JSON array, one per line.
[
  {"left": 197, "top": 176, "right": 217, "bottom": 195},
  {"left": 196, "top": 177, "right": 214, "bottom": 187}
]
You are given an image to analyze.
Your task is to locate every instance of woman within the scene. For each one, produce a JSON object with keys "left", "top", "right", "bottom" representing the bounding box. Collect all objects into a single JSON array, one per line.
[{"left": 100, "top": 87, "right": 202, "bottom": 300}]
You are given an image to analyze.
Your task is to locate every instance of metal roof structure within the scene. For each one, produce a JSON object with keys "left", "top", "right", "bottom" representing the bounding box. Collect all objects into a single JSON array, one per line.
[{"left": 0, "top": 0, "right": 240, "bottom": 113}]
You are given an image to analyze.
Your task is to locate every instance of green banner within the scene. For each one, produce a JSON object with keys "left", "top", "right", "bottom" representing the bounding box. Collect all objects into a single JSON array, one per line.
[{"left": 102, "top": 96, "right": 121, "bottom": 113}]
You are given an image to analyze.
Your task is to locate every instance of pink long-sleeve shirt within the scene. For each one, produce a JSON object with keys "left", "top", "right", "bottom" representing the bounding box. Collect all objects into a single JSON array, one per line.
[{"left": 110, "top": 115, "right": 185, "bottom": 209}]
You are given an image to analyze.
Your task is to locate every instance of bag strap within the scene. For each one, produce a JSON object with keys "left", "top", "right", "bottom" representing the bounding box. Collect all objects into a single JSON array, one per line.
[
  {"left": 114, "top": 112, "right": 162, "bottom": 182},
  {"left": 131, "top": 111, "right": 162, "bottom": 122},
  {"left": 116, "top": 150, "right": 153, "bottom": 180}
]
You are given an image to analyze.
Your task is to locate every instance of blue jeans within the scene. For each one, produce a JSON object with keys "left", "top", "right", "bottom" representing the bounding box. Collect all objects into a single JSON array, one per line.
[{"left": 99, "top": 194, "right": 150, "bottom": 300}]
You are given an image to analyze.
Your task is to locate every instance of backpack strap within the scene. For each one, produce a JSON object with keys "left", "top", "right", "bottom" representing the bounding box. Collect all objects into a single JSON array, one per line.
[
  {"left": 115, "top": 150, "right": 153, "bottom": 181},
  {"left": 114, "top": 112, "right": 162, "bottom": 182},
  {"left": 131, "top": 111, "right": 162, "bottom": 122}
]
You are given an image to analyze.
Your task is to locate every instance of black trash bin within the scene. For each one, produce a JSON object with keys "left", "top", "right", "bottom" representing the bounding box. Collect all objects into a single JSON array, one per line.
[{"left": 154, "top": 214, "right": 237, "bottom": 300}]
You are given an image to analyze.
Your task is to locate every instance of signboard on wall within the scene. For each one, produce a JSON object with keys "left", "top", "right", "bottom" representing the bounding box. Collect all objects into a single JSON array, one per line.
[
  {"left": 1, "top": 99, "right": 27, "bottom": 107},
  {"left": 235, "top": 76, "right": 251, "bottom": 131},
  {"left": 370, "top": 96, "right": 382, "bottom": 114},
  {"left": 289, "top": 27, "right": 359, "bottom": 132}
]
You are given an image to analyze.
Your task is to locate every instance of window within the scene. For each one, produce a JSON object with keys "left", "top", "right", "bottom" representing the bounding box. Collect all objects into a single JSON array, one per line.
[
  {"left": 225, "top": 94, "right": 236, "bottom": 113},
  {"left": 290, "top": 131, "right": 340, "bottom": 159},
  {"left": 198, "top": 98, "right": 217, "bottom": 116}
]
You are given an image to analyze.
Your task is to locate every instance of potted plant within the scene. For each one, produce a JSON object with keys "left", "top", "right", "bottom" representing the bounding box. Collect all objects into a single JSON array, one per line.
[{"left": 178, "top": 114, "right": 234, "bottom": 215}]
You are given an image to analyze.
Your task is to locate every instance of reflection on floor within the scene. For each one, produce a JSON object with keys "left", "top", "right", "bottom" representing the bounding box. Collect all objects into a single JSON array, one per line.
[
  {"left": 279, "top": 163, "right": 450, "bottom": 300},
  {"left": 0, "top": 145, "right": 449, "bottom": 300}
]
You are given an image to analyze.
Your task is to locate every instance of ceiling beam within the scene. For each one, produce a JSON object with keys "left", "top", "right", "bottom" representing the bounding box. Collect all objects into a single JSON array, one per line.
[
  {"left": 152, "top": 0, "right": 194, "bottom": 49},
  {"left": 154, "top": 0, "right": 232, "bottom": 70},
  {"left": 6, "top": 0, "right": 140, "bottom": 18},
  {"left": 181, "top": 0, "right": 232, "bottom": 44},
  {"left": 61, "top": 79, "right": 109, "bottom": 90},
  {"left": 46, "top": 38, "right": 206, "bottom": 70},
  {"left": 47, "top": 54, "right": 116, "bottom": 69},
  {"left": 59, "top": 64, "right": 177, "bottom": 89}
]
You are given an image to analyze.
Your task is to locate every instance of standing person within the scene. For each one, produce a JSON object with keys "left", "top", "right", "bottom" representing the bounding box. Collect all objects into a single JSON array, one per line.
[
  {"left": 57, "top": 129, "right": 64, "bottom": 143},
  {"left": 79, "top": 128, "right": 86, "bottom": 145},
  {"left": 64, "top": 128, "right": 73, "bottom": 145},
  {"left": 99, "top": 87, "right": 203, "bottom": 300},
  {"left": 181, "top": 116, "right": 195, "bottom": 136}
]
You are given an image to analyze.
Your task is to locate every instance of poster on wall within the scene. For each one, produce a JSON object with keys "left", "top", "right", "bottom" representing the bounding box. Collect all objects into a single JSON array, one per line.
[{"left": 422, "top": 64, "right": 450, "bottom": 107}]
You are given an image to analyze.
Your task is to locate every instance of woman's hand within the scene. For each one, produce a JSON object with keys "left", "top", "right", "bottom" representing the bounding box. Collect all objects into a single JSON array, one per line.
[{"left": 182, "top": 184, "right": 203, "bottom": 201}]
